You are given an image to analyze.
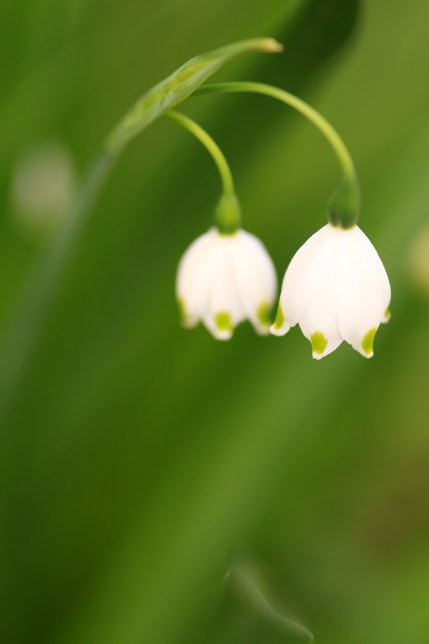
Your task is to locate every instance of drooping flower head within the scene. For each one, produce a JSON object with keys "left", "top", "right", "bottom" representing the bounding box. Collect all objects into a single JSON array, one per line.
[
  {"left": 177, "top": 227, "right": 277, "bottom": 339},
  {"left": 271, "top": 224, "right": 391, "bottom": 359}
]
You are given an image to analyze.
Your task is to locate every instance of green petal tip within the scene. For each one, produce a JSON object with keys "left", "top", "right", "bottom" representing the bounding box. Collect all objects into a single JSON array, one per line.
[
  {"left": 215, "top": 311, "right": 233, "bottom": 333},
  {"left": 257, "top": 302, "right": 272, "bottom": 327},
  {"left": 361, "top": 328, "right": 377, "bottom": 357},
  {"left": 311, "top": 331, "right": 328, "bottom": 356},
  {"left": 272, "top": 305, "right": 284, "bottom": 330}
]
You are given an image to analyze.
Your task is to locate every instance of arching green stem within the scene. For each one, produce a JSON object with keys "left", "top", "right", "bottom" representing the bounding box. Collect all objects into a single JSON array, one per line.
[
  {"left": 165, "top": 111, "right": 235, "bottom": 195},
  {"left": 165, "top": 110, "right": 241, "bottom": 234},
  {"left": 194, "top": 82, "right": 360, "bottom": 228}
]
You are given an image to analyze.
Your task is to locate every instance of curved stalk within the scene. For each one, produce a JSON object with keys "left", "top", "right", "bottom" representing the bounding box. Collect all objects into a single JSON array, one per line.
[
  {"left": 165, "top": 111, "right": 241, "bottom": 234},
  {"left": 165, "top": 111, "right": 235, "bottom": 196},
  {"left": 194, "top": 82, "right": 360, "bottom": 228}
]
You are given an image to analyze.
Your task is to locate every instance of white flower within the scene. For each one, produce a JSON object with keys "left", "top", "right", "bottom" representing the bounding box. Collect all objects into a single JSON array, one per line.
[
  {"left": 270, "top": 223, "right": 391, "bottom": 359},
  {"left": 176, "top": 227, "right": 277, "bottom": 339}
]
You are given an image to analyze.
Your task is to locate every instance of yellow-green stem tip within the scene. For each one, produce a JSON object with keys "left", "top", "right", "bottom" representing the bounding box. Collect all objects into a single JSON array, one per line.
[{"left": 262, "top": 38, "right": 284, "bottom": 53}]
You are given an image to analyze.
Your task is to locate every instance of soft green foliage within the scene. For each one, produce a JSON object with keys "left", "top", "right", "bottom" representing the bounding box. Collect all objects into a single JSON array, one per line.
[{"left": 2, "top": 1, "right": 429, "bottom": 644}]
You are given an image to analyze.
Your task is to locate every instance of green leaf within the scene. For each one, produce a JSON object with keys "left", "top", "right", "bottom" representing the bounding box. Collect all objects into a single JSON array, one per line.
[{"left": 105, "top": 38, "right": 282, "bottom": 152}]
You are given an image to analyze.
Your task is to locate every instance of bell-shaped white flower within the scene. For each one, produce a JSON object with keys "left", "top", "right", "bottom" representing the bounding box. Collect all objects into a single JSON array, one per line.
[
  {"left": 271, "top": 224, "right": 391, "bottom": 359},
  {"left": 176, "top": 227, "right": 277, "bottom": 339}
]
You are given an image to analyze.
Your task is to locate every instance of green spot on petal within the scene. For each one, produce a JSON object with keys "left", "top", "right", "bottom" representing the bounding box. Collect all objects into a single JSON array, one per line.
[
  {"left": 257, "top": 302, "right": 272, "bottom": 326},
  {"left": 362, "top": 328, "right": 377, "bottom": 355},
  {"left": 177, "top": 297, "right": 187, "bottom": 325},
  {"left": 384, "top": 307, "right": 391, "bottom": 321},
  {"left": 273, "top": 305, "right": 284, "bottom": 330},
  {"left": 311, "top": 332, "right": 328, "bottom": 355},
  {"left": 215, "top": 311, "right": 233, "bottom": 332}
]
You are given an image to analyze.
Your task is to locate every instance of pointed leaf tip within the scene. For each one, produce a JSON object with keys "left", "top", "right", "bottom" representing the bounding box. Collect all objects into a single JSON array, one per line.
[
  {"left": 106, "top": 38, "right": 283, "bottom": 152},
  {"left": 261, "top": 38, "right": 284, "bottom": 53}
]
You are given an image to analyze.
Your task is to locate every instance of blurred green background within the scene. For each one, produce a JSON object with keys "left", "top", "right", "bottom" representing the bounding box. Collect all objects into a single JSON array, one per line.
[{"left": 1, "top": 0, "right": 429, "bottom": 642}]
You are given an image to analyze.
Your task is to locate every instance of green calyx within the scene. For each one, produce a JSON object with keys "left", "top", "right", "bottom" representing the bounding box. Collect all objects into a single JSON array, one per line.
[
  {"left": 215, "top": 194, "right": 241, "bottom": 234},
  {"left": 327, "top": 175, "right": 360, "bottom": 229}
]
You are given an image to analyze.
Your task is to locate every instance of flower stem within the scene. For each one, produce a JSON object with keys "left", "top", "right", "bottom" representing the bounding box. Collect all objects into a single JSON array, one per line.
[
  {"left": 165, "top": 111, "right": 235, "bottom": 195},
  {"left": 165, "top": 110, "right": 241, "bottom": 234},
  {"left": 194, "top": 82, "right": 360, "bottom": 228}
]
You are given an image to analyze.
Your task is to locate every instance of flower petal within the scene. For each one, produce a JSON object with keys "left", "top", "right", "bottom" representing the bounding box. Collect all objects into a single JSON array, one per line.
[
  {"left": 176, "top": 228, "right": 219, "bottom": 326},
  {"left": 275, "top": 225, "right": 342, "bottom": 357},
  {"left": 298, "top": 238, "right": 343, "bottom": 359},
  {"left": 336, "top": 226, "right": 391, "bottom": 356},
  {"left": 227, "top": 230, "right": 277, "bottom": 334},
  {"left": 278, "top": 225, "right": 336, "bottom": 329},
  {"left": 202, "top": 234, "right": 248, "bottom": 339}
]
